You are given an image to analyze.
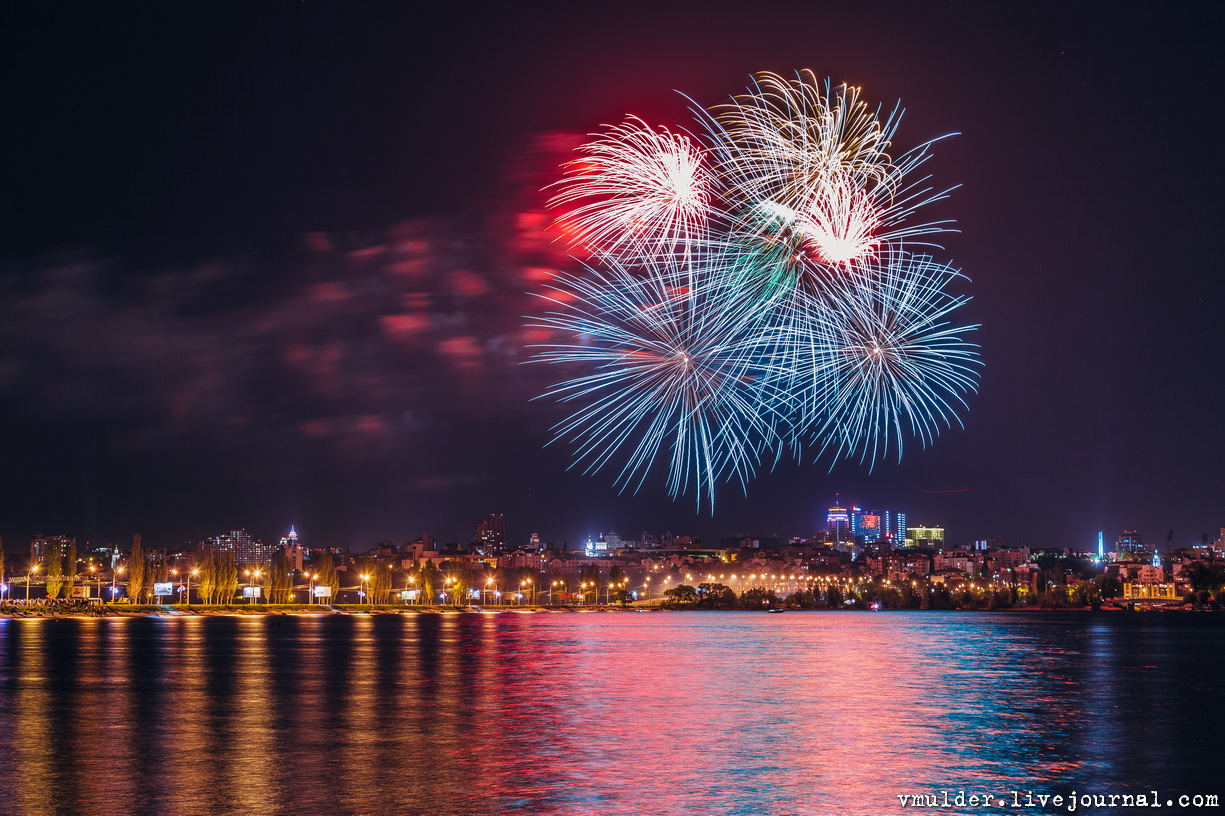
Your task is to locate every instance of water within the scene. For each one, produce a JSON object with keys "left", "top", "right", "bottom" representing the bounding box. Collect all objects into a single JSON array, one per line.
[{"left": 0, "top": 611, "right": 1221, "bottom": 816}]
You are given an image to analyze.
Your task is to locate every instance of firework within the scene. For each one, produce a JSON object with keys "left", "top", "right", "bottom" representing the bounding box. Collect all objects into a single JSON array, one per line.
[
  {"left": 549, "top": 116, "right": 715, "bottom": 261},
  {"left": 528, "top": 256, "right": 784, "bottom": 511},
  {"left": 704, "top": 71, "right": 956, "bottom": 273},
  {"left": 530, "top": 71, "right": 981, "bottom": 509},
  {"left": 766, "top": 250, "right": 980, "bottom": 465}
]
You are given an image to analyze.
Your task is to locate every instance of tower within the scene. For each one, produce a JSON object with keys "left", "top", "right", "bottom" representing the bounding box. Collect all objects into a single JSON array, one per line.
[{"left": 826, "top": 496, "right": 850, "bottom": 547}]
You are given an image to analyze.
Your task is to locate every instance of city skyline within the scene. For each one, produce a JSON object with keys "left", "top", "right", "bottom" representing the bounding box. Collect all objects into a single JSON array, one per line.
[{"left": 2, "top": 2, "right": 1222, "bottom": 555}]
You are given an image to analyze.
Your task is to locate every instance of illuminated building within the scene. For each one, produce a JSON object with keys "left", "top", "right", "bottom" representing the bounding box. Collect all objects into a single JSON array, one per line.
[
  {"left": 827, "top": 497, "right": 850, "bottom": 546},
  {"left": 475, "top": 513, "right": 505, "bottom": 554},
  {"left": 30, "top": 535, "right": 75, "bottom": 566},
  {"left": 850, "top": 507, "right": 882, "bottom": 542},
  {"left": 907, "top": 526, "right": 945, "bottom": 548},
  {"left": 203, "top": 529, "right": 271, "bottom": 565},
  {"left": 280, "top": 526, "right": 304, "bottom": 571},
  {"left": 1116, "top": 530, "right": 1144, "bottom": 555},
  {"left": 883, "top": 510, "right": 907, "bottom": 543}
]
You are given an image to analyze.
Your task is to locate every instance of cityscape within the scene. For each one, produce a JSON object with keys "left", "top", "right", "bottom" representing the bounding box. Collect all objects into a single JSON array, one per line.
[
  {"left": 6, "top": 494, "right": 1223, "bottom": 612},
  {"left": 3, "top": 2, "right": 1224, "bottom": 815}
]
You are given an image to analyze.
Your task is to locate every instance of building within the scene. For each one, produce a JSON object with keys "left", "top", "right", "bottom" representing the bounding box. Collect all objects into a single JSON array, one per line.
[
  {"left": 1116, "top": 531, "right": 1144, "bottom": 556},
  {"left": 202, "top": 529, "right": 270, "bottom": 566},
  {"left": 908, "top": 526, "right": 945, "bottom": 548},
  {"left": 827, "top": 499, "right": 850, "bottom": 547},
  {"left": 280, "top": 526, "right": 305, "bottom": 571},
  {"left": 475, "top": 514, "right": 505, "bottom": 554},
  {"left": 883, "top": 510, "right": 908, "bottom": 544},
  {"left": 850, "top": 507, "right": 882, "bottom": 543},
  {"left": 30, "top": 535, "right": 75, "bottom": 567}
]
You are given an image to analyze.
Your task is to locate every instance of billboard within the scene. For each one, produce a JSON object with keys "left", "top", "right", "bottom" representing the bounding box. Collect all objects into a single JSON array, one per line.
[
  {"left": 400, "top": 589, "right": 420, "bottom": 600},
  {"left": 153, "top": 582, "right": 174, "bottom": 596},
  {"left": 312, "top": 585, "right": 333, "bottom": 598},
  {"left": 242, "top": 586, "right": 262, "bottom": 598}
]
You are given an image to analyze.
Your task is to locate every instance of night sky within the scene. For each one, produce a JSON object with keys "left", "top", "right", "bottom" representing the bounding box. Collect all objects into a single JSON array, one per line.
[{"left": 2, "top": 1, "right": 1222, "bottom": 554}]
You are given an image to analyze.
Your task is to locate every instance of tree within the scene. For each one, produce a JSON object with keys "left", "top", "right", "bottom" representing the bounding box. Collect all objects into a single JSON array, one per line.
[
  {"left": 663, "top": 584, "right": 699, "bottom": 605},
  {"left": 127, "top": 535, "right": 145, "bottom": 603},
  {"left": 740, "top": 587, "right": 779, "bottom": 608},
  {"left": 218, "top": 551, "right": 239, "bottom": 604},
  {"left": 1182, "top": 560, "right": 1225, "bottom": 592},
  {"left": 61, "top": 540, "right": 78, "bottom": 599},
  {"left": 1091, "top": 573, "right": 1122, "bottom": 599},
  {"left": 0, "top": 540, "right": 5, "bottom": 584},
  {"left": 198, "top": 551, "right": 218, "bottom": 604},
  {"left": 45, "top": 548, "right": 65, "bottom": 599},
  {"left": 316, "top": 553, "right": 340, "bottom": 602},
  {"left": 267, "top": 552, "right": 294, "bottom": 604},
  {"left": 419, "top": 560, "right": 439, "bottom": 603},
  {"left": 447, "top": 560, "right": 473, "bottom": 605},
  {"left": 697, "top": 583, "right": 736, "bottom": 608},
  {"left": 358, "top": 558, "right": 393, "bottom": 604}
]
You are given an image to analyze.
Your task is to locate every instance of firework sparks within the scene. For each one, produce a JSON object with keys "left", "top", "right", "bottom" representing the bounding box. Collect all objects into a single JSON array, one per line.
[
  {"left": 549, "top": 116, "right": 714, "bottom": 260},
  {"left": 529, "top": 256, "right": 783, "bottom": 510},
  {"left": 530, "top": 71, "right": 981, "bottom": 509}
]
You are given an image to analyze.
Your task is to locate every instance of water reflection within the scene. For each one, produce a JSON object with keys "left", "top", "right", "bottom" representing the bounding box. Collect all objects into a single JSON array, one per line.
[{"left": 0, "top": 611, "right": 1221, "bottom": 815}]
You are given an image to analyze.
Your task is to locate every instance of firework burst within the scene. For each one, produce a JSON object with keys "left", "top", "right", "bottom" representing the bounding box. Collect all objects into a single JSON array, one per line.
[
  {"left": 529, "top": 256, "right": 784, "bottom": 510},
  {"left": 530, "top": 71, "right": 981, "bottom": 509},
  {"left": 549, "top": 116, "right": 715, "bottom": 261}
]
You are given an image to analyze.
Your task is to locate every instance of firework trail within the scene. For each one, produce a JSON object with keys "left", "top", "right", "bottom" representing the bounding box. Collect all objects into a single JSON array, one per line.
[{"left": 530, "top": 71, "right": 981, "bottom": 509}]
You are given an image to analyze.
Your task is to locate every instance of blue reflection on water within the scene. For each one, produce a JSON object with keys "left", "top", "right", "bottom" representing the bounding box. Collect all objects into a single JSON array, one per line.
[{"left": 0, "top": 611, "right": 1220, "bottom": 815}]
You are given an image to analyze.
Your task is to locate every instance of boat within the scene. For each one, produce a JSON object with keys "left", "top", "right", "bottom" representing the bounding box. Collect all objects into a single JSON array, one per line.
[{"left": 767, "top": 608, "right": 785, "bottom": 613}]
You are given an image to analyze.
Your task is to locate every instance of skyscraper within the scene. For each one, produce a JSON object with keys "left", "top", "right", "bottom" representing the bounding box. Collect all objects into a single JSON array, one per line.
[
  {"left": 827, "top": 498, "right": 850, "bottom": 546},
  {"left": 883, "top": 510, "right": 908, "bottom": 544},
  {"left": 850, "top": 507, "right": 882, "bottom": 542},
  {"left": 475, "top": 513, "right": 505, "bottom": 554}
]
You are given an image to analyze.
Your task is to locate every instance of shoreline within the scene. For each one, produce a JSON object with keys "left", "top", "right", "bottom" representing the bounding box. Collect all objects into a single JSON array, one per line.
[{"left": 0, "top": 603, "right": 1211, "bottom": 618}]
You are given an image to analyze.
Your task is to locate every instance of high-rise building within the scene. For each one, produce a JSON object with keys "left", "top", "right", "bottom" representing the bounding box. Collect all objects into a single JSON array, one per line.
[
  {"left": 203, "top": 529, "right": 270, "bottom": 565},
  {"left": 883, "top": 510, "right": 908, "bottom": 543},
  {"left": 475, "top": 514, "right": 505, "bottom": 554},
  {"left": 827, "top": 498, "right": 850, "bottom": 546},
  {"left": 30, "top": 535, "right": 75, "bottom": 566},
  {"left": 850, "top": 507, "right": 882, "bottom": 542}
]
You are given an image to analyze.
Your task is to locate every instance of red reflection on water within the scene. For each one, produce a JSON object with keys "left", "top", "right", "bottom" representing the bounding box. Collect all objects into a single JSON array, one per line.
[{"left": 0, "top": 612, "right": 1220, "bottom": 815}]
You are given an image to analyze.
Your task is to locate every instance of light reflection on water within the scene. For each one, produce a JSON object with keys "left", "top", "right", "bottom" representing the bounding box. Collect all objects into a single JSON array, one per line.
[{"left": 0, "top": 611, "right": 1221, "bottom": 815}]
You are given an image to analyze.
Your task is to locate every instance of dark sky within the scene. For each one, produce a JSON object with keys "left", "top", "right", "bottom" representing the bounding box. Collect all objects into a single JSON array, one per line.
[{"left": 2, "top": 1, "right": 1222, "bottom": 555}]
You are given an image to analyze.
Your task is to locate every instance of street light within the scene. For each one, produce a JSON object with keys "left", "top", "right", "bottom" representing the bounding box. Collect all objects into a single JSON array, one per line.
[
  {"left": 359, "top": 573, "right": 371, "bottom": 606},
  {"left": 244, "top": 569, "right": 262, "bottom": 604},
  {"left": 26, "top": 564, "right": 40, "bottom": 601},
  {"left": 187, "top": 568, "right": 199, "bottom": 606}
]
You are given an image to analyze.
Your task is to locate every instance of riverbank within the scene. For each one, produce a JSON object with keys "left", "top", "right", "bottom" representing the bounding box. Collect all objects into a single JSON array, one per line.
[{"left": 0, "top": 602, "right": 665, "bottom": 617}]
